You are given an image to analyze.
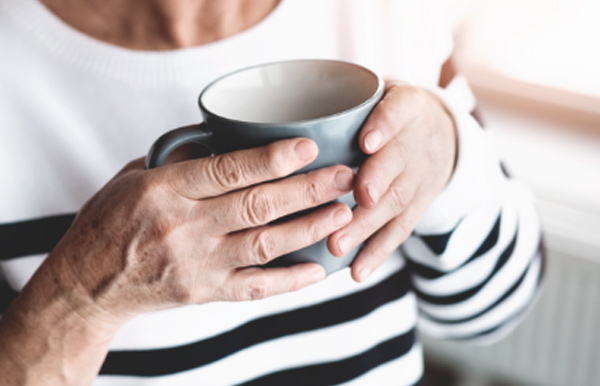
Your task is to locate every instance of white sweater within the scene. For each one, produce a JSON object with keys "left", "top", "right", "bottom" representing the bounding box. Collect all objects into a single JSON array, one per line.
[{"left": 0, "top": 0, "right": 544, "bottom": 385}]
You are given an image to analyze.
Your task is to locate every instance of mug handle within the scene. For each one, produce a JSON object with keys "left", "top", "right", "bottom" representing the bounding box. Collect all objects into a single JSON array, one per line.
[{"left": 146, "top": 123, "right": 216, "bottom": 169}]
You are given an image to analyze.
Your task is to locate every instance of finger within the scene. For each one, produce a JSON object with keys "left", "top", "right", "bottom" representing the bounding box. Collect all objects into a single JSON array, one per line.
[
  {"left": 328, "top": 174, "right": 419, "bottom": 257},
  {"left": 159, "top": 138, "right": 318, "bottom": 200},
  {"left": 350, "top": 190, "right": 427, "bottom": 282},
  {"left": 225, "top": 263, "right": 326, "bottom": 301},
  {"left": 206, "top": 165, "right": 355, "bottom": 232},
  {"left": 359, "top": 80, "right": 425, "bottom": 154},
  {"left": 225, "top": 202, "right": 352, "bottom": 267},
  {"left": 353, "top": 135, "right": 411, "bottom": 208}
]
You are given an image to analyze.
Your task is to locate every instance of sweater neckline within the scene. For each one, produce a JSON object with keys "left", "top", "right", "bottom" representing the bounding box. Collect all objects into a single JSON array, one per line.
[{"left": 3, "top": 0, "right": 288, "bottom": 85}]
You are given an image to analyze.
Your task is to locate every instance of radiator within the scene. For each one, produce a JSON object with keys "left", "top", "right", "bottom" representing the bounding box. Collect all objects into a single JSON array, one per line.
[{"left": 420, "top": 196, "right": 600, "bottom": 386}]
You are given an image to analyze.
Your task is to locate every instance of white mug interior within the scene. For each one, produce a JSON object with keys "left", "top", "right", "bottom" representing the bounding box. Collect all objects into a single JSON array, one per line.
[{"left": 200, "top": 60, "right": 381, "bottom": 124}]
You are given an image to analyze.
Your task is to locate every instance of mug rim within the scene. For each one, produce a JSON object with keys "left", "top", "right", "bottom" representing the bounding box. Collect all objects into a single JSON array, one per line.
[{"left": 197, "top": 59, "right": 384, "bottom": 127}]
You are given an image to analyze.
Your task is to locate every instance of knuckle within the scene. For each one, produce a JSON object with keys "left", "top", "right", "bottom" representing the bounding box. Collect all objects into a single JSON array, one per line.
[
  {"left": 120, "top": 158, "right": 144, "bottom": 175},
  {"left": 134, "top": 174, "right": 168, "bottom": 211},
  {"left": 394, "top": 140, "right": 411, "bottom": 163},
  {"left": 242, "top": 189, "right": 274, "bottom": 226},
  {"left": 375, "top": 103, "right": 397, "bottom": 132},
  {"left": 169, "top": 281, "right": 195, "bottom": 304},
  {"left": 244, "top": 279, "right": 269, "bottom": 301},
  {"left": 212, "top": 154, "right": 245, "bottom": 189},
  {"left": 131, "top": 179, "right": 190, "bottom": 247},
  {"left": 369, "top": 248, "right": 385, "bottom": 264},
  {"left": 264, "top": 143, "right": 289, "bottom": 176},
  {"left": 290, "top": 277, "right": 306, "bottom": 292},
  {"left": 388, "top": 185, "right": 410, "bottom": 213},
  {"left": 385, "top": 82, "right": 426, "bottom": 115},
  {"left": 302, "top": 179, "right": 326, "bottom": 206},
  {"left": 411, "top": 86, "right": 428, "bottom": 105},
  {"left": 306, "top": 219, "right": 326, "bottom": 245},
  {"left": 403, "top": 84, "right": 422, "bottom": 97},
  {"left": 251, "top": 230, "right": 275, "bottom": 265},
  {"left": 403, "top": 85, "right": 428, "bottom": 111}
]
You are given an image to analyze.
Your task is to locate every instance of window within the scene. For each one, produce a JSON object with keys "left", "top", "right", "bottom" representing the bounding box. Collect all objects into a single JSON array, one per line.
[{"left": 452, "top": 0, "right": 600, "bottom": 97}]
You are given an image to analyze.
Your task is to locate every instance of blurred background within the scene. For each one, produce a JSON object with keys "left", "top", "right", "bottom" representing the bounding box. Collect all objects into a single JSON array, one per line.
[{"left": 422, "top": 0, "right": 600, "bottom": 385}]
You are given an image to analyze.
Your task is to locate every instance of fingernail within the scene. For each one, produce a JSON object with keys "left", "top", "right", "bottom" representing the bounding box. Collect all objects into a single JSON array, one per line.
[
  {"left": 337, "top": 235, "right": 353, "bottom": 255},
  {"left": 295, "top": 140, "right": 317, "bottom": 162},
  {"left": 364, "top": 130, "right": 382, "bottom": 153},
  {"left": 357, "top": 266, "right": 373, "bottom": 282},
  {"left": 333, "top": 207, "right": 352, "bottom": 228},
  {"left": 366, "top": 184, "right": 380, "bottom": 205},
  {"left": 334, "top": 170, "right": 354, "bottom": 191}
]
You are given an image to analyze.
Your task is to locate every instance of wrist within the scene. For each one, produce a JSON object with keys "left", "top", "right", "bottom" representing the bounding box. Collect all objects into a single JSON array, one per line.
[
  {"left": 423, "top": 87, "right": 459, "bottom": 179},
  {"left": 0, "top": 251, "right": 125, "bottom": 385},
  {"left": 414, "top": 87, "right": 458, "bottom": 199},
  {"left": 45, "top": 245, "right": 131, "bottom": 336},
  {"left": 414, "top": 86, "right": 500, "bottom": 234}
]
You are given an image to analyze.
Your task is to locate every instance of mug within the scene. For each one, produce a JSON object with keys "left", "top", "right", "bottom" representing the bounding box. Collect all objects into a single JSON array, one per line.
[{"left": 146, "top": 59, "right": 384, "bottom": 275}]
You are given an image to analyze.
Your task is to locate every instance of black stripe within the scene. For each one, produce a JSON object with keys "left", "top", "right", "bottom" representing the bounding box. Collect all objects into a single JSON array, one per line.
[
  {"left": 0, "top": 214, "right": 76, "bottom": 260},
  {"left": 451, "top": 308, "right": 526, "bottom": 341},
  {"left": 500, "top": 162, "right": 512, "bottom": 178},
  {"left": 413, "top": 227, "right": 518, "bottom": 305},
  {"left": 406, "top": 214, "right": 502, "bottom": 280},
  {"left": 471, "top": 215, "right": 501, "bottom": 258},
  {"left": 0, "top": 281, "right": 19, "bottom": 314},
  {"left": 538, "top": 237, "right": 548, "bottom": 283},
  {"left": 99, "top": 267, "right": 410, "bottom": 376},
  {"left": 451, "top": 254, "right": 543, "bottom": 341},
  {"left": 413, "top": 219, "right": 463, "bottom": 257},
  {"left": 405, "top": 259, "right": 445, "bottom": 280},
  {"left": 420, "top": 243, "right": 542, "bottom": 324},
  {"left": 419, "top": 231, "right": 452, "bottom": 256},
  {"left": 237, "top": 330, "right": 416, "bottom": 386}
]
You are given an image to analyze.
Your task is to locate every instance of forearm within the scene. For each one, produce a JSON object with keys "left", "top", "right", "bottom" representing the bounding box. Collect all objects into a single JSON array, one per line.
[{"left": 0, "top": 252, "right": 121, "bottom": 385}]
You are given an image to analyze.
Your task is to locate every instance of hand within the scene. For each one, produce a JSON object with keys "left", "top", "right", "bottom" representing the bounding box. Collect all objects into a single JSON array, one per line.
[
  {"left": 48, "top": 138, "right": 354, "bottom": 326},
  {"left": 328, "top": 79, "right": 457, "bottom": 282}
]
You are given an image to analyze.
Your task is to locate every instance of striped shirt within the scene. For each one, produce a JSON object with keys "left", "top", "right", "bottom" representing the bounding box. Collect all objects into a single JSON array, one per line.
[{"left": 0, "top": 0, "right": 544, "bottom": 384}]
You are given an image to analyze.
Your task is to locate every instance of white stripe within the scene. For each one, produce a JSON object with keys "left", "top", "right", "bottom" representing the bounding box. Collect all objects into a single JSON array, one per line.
[
  {"left": 416, "top": 186, "right": 541, "bottom": 320},
  {"left": 94, "top": 292, "right": 417, "bottom": 386},
  {"left": 403, "top": 183, "right": 503, "bottom": 271},
  {"left": 418, "top": 251, "right": 542, "bottom": 338},
  {"left": 109, "top": 252, "right": 405, "bottom": 350},
  {"left": 465, "top": 269, "right": 545, "bottom": 347},
  {"left": 0, "top": 250, "right": 405, "bottom": 350},
  {"left": 338, "top": 343, "right": 423, "bottom": 386},
  {"left": 410, "top": 199, "right": 517, "bottom": 295}
]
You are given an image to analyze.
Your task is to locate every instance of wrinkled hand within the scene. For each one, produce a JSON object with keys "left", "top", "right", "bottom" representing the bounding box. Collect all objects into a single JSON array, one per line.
[
  {"left": 328, "top": 79, "right": 457, "bottom": 282},
  {"left": 51, "top": 138, "right": 355, "bottom": 326}
]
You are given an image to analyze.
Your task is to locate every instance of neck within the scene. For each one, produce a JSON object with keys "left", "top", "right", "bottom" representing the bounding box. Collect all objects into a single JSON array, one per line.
[{"left": 39, "top": 0, "right": 280, "bottom": 50}]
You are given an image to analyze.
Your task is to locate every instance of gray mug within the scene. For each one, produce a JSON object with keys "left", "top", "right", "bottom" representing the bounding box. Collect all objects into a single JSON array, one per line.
[{"left": 146, "top": 59, "right": 384, "bottom": 275}]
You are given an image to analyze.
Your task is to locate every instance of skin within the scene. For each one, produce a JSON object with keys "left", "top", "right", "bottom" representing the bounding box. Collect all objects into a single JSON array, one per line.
[
  {"left": 0, "top": 1, "right": 457, "bottom": 384},
  {"left": 39, "top": 0, "right": 282, "bottom": 50},
  {"left": 330, "top": 80, "right": 457, "bottom": 282}
]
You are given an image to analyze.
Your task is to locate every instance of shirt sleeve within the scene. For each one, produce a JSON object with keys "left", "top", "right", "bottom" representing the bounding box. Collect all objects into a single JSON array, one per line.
[
  {"left": 402, "top": 62, "right": 546, "bottom": 343},
  {"left": 345, "top": 0, "right": 546, "bottom": 343}
]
